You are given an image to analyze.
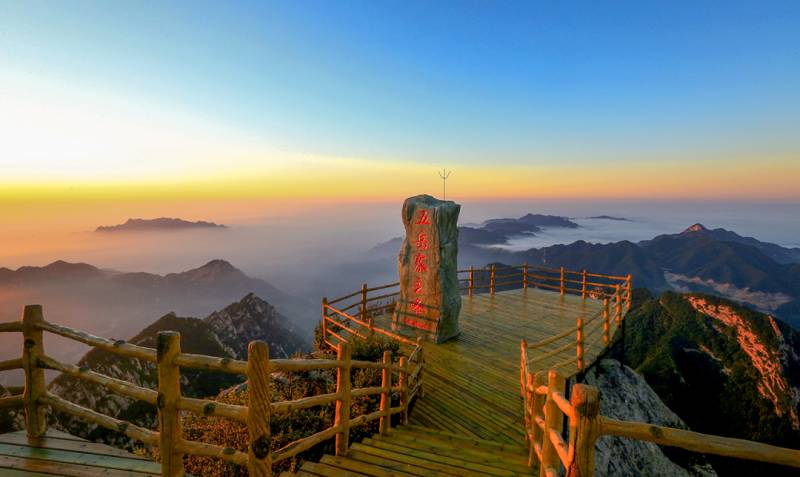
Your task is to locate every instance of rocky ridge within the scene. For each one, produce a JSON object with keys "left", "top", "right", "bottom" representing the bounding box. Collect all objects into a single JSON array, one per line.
[{"left": 48, "top": 293, "right": 307, "bottom": 447}]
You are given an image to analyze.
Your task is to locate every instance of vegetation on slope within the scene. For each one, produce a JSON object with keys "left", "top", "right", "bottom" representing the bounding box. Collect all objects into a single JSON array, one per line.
[
  {"left": 610, "top": 289, "right": 800, "bottom": 476},
  {"left": 179, "top": 331, "right": 400, "bottom": 476}
]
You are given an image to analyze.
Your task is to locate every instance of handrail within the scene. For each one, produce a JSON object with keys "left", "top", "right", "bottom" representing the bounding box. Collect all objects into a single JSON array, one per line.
[
  {"left": 323, "top": 302, "right": 418, "bottom": 347},
  {"left": 600, "top": 416, "right": 800, "bottom": 469},
  {"left": 520, "top": 343, "right": 800, "bottom": 475},
  {"left": 0, "top": 305, "right": 424, "bottom": 477},
  {"left": 38, "top": 354, "right": 158, "bottom": 405},
  {"left": 39, "top": 320, "right": 157, "bottom": 362}
]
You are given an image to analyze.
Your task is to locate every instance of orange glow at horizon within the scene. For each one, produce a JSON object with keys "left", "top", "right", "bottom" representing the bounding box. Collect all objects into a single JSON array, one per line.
[{"left": 2, "top": 153, "right": 798, "bottom": 207}]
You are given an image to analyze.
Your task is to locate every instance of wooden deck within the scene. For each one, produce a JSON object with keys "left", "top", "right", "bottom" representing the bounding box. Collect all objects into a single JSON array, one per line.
[
  {"left": 289, "top": 287, "right": 614, "bottom": 476},
  {"left": 404, "top": 288, "right": 610, "bottom": 444},
  {"left": 0, "top": 429, "right": 162, "bottom": 476}
]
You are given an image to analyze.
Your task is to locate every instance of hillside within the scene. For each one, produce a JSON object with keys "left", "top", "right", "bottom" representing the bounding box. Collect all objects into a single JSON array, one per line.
[
  {"left": 612, "top": 291, "right": 800, "bottom": 476},
  {"left": 49, "top": 293, "right": 307, "bottom": 448}
]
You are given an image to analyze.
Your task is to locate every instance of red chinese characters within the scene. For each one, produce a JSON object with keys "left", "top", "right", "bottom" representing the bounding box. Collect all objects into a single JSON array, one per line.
[
  {"left": 409, "top": 209, "right": 430, "bottom": 321},
  {"left": 414, "top": 253, "right": 428, "bottom": 273},
  {"left": 415, "top": 232, "right": 429, "bottom": 250},
  {"left": 414, "top": 277, "right": 424, "bottom": 295},
  {"left": 410, "top": 298, "right": 424, "bottom": 315}
]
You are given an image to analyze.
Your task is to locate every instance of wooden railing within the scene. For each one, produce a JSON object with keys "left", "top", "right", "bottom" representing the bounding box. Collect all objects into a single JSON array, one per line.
[
  {"left": 522, "top": 306, "right": 607, "bottom": 375},
  {"left": 462, "top": 263, "right": 632, "bottom": 305},
  {"left": 321, "top": 263, "right": 632, "bottom": 348},
  {"left": 0, "top": 304, "right": 424, "bottom": 477},
  {"left": 520, "top": 344, "right": 800, "bottom": 475}
]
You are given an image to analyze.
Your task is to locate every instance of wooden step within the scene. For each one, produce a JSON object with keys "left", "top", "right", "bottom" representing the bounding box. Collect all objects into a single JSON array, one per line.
[
  {"left": 348, "top": 445, "right": 491, "bottom": 477},
  {"left": 294, "top": 423, "right": 537, "bottom": 476},
  {"left": 395, "top": 425, "right": 528, "bottom": 455},
  {"left": 375, "top": 431, "right": 531, "bottom": 473}
]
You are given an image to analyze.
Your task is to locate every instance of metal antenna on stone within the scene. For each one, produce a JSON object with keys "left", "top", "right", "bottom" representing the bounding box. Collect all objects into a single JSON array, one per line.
[{"left": 438, "top": 168, "right": 452, "bottom": 200}]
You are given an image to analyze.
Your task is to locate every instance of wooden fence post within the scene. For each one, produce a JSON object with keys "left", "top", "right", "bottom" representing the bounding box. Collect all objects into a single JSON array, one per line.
[
  {"left": 625, "top": 274, "right": 633, "bottom": 311},
  {"left": 398, "top": 356, "right": 408, "bottom": 425},
  {"left": 247, "top": 341, "right": 272, "bottom": 476},
  {"left": 379, "top": 350, "right": 392, "bottom": 435},
  {"left": 157, "top": 331, "right": 184, "bottom": 477},
  {"left": 335, "top": 342, "right": 351, "bottom": 456},
  {"left": 565, "top": 384, "right": 601, "bottom": 477},
  {"left": 469, "top": 266, "right": 474, "bottom": 297},
  {"left": 560, "top": 267, "right": 565, "bottom": 296},
  {"left": 360, "top": 283, "right": 368, "bottom": 322},
  {"left": 577, "top": 316, "right": 585, "bottom": 372},
  {"left": 21, "top": 305, "right": 46, "bottom": 441},
  {"left": 530, "top": 371, "right": 548, "bottom": 467},
  {"left": 321, "top": 297, "right": 329, "bottom": 349},
  {"left": 540, "top": 370, "right": 566, "bottom": 476},
  {"left": 581, "top": 270, "right": 587, "bottom": 299},
  {"left": 524, "top": 373, "right": 534, "bottom": 445},
  {"left": 614, "top": 285, "right": 622, "bottom": 326},
  {"left": 490, "top": 265, "right": 496, "bottom": 295},
  {"left": 603, "top": 298, "right": 610, "bottom": 345},
  {"left": 523, "top": 263, "right": 529, "bottom": 289},
  {"left": 520, "top": 339, "right": 527, "bottom": 398}
]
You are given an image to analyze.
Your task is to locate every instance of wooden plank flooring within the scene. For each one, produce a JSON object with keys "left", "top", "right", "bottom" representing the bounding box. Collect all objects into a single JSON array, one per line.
[
  {"left": 0, "top": 430, "right": 161, "bottom": 476},
  {"left": 401, "top": 288, "right": 610, "bottom": 444},
  {"left": 286, "top": 425, "right": 536, "bottom": 476}
]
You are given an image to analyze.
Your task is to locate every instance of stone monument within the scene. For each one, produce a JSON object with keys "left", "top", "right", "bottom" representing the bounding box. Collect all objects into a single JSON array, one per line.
[{"left": 392, "top": 194, "right": 461, "bottom": 343}]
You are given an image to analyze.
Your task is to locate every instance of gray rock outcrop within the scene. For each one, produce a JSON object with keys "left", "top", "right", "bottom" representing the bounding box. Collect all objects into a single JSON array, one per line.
[{"left": 577, "top": 359, "right": 717, "bottom": 477}]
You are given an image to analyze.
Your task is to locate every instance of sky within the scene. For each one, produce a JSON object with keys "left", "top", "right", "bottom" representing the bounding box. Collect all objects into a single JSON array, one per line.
[{"left": 1, "top": 1, "right": 799, "bottom": 242}]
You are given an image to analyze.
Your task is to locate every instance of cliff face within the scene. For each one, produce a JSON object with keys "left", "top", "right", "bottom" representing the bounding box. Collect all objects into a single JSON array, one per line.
[
  {"left": 578, "top": 359, "right": 717, "bottom": 477},
  {"left": 615, "top": 290, "right": 800, "bottom": 476},
  {"left": 686, "top": 296, "right": 800, "bottom": 428}
]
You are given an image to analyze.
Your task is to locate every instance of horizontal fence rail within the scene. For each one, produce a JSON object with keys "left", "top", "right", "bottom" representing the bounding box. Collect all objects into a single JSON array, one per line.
[
  {"left": 321, "top": 263, "right": 632, "bottom": 350},
  {"left": 0, "top": 304, "right": 424, "bottom": 477},
  {"left": 520, "top": 343, "right": 800, "bottom": 475}
]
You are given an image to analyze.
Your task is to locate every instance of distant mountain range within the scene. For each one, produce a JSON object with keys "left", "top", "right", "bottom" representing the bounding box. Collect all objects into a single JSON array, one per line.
[
  {"left": 586, "top": 215, "right": 630, "bottom": 221},
  {"left": 96, "top": 217, "right": 226, "bottom": 232},
  {"left": 0, "top": 259, "right": 316, "bottom": 375},
  {"left": 49, "top": 293, "right": 306, "bottom": 447},
  {"left": 458, "top": 213, "right": 578, "bottom": 245},
  {"left": 366, "top": 216, "right": 800, "bottom": 327},
  {"left": 513, "top": 224, "right": 800, "bottom": 327},
  {"left": 609, "top": 291, "right": 800, "bottom": 476}
]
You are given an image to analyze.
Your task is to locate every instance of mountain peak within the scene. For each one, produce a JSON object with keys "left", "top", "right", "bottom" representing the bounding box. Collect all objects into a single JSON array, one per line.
[
  {"left": 683, "top": 223, "right": 708, "bottom": 233},
  {"left": 204, "top": 293, "right": 305, "bottom": 359},
  {"left": 200, "top": 259, "right": 238, "bottom": 272}
]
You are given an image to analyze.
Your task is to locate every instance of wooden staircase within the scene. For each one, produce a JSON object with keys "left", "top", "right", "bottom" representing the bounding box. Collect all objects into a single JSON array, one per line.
[{"left": 281, "top": 425, "right": 537, "bottom": 477}]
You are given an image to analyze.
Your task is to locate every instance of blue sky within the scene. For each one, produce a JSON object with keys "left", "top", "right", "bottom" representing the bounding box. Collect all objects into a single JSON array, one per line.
[{"left": 1, "top": 1, "right": 799, "bottom": 197}]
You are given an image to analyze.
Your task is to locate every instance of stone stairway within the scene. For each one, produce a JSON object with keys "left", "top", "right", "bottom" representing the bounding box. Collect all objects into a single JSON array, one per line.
[{"left": 281, "top": 424, "right": 537, "bottom": 477}]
